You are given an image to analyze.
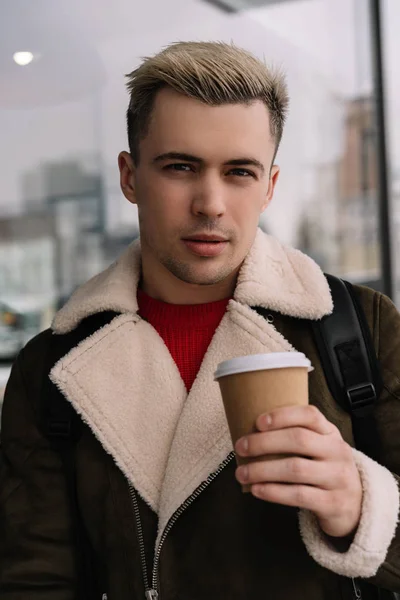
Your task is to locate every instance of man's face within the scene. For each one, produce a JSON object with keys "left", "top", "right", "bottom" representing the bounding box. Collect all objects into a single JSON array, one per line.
[{"left": 119, "top": 87, "right": 279, "bottom": 288}]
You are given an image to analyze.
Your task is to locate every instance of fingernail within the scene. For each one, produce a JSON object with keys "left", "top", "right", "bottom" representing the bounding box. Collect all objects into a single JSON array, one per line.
[
  {"left": 252, "top": 485, "right": 262, "bottom": 497},
  {"left": 236, "top": 437, "right": 248, "bottom": 455},
  {"left": 237, "top": 465, "right": 248, "bottom": 482},
  {"left": 264, "top": 414, "right": 272, "bottom": 427}
]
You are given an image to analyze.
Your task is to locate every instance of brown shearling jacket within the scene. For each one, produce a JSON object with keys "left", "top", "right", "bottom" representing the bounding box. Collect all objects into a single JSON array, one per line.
[{"left": 1, "top": 230, "right": 400, "bottom": 600}]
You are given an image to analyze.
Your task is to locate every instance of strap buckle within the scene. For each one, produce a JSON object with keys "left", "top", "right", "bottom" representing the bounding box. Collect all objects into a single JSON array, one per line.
[{"left": 346, "top": 382, "right": 377, "bottom": 417}]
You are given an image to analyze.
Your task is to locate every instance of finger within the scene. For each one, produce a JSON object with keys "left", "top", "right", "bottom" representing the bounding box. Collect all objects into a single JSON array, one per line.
[
  {"left": 236, "top": 457, "right": 341, "bottom": 490},
  {"left": 256, "top": 405, "right": 338, "bottom": 436},
  {"left": 236, "top": 426, "right": 338, "bottom": 459},
  {"left": 251, "top": 482, "right": 330, "bottom": 513}
]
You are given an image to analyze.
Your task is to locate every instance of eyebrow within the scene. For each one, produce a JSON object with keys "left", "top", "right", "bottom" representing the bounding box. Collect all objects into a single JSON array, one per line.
[{"left": 153, "top": 152, "right": 265, "bottom": 174}]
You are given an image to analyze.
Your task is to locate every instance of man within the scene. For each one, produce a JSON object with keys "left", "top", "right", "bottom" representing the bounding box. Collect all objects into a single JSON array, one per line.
[{"left": 1, "top": 41, "right": 400, "bottom": 600}]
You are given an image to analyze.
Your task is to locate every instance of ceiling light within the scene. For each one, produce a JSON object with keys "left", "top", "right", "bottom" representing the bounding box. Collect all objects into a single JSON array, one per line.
[{"left": 13, "top": 51, "right": 34, "bottom": 66}]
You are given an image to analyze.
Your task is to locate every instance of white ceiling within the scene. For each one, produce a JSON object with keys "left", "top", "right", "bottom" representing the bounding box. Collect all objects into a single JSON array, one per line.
[
  {"left": 0, "top": 0, "right": 226, "bottom": 108},
  {"left": 0, "top": 0, "right": 105, "bottom": 107},
  {"left": 0, "top": 0, "right": 370, "bottom": 111}
]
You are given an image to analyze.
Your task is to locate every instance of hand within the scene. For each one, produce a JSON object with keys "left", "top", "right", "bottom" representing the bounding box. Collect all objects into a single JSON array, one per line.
[{"left": 235, "top": 405, "right": 363, "bottom": 538}]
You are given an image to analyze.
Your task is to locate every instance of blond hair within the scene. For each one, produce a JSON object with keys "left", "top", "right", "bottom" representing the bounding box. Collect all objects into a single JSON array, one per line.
[{"left": 126, "top": 41, "right": 289, "bottom": 163}]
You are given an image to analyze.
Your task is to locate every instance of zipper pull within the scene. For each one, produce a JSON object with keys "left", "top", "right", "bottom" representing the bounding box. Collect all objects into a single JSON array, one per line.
[
  {"left": 352, "top": 578, "right": 362, "bottom": 599},
  {"left": 145, "top": 591, "right": 159, "bottom": 600}
]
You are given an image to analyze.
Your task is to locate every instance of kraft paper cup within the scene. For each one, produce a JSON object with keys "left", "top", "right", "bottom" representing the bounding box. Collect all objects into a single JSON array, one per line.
[{"left": 214, "top": 352, "right": 313, "bottom": 492}]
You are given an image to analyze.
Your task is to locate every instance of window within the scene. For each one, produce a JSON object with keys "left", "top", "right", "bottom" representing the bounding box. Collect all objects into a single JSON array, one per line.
[{"left": 0, "top": 0, "right": 393, "bottom": 383}]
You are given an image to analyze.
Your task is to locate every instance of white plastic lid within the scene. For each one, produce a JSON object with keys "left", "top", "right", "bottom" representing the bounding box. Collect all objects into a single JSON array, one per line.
[{"left": 214, "top": 352, "right": 313, "bottom": 380}]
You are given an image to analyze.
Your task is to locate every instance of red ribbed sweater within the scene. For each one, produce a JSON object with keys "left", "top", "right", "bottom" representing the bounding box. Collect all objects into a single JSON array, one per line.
[{"left": 137, "top": 289, "right": 230, "bottom": 391}]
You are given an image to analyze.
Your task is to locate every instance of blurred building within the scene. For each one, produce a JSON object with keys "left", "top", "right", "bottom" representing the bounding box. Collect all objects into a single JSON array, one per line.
[
  {"left": 337, "top": 97, "right": 380, "bottom": 280},
  {"left": 22, "top": 159, "right": 103, "bottom": 214},
  {"left": 0, "top": 212, "right": 56, "bottom": 303},
  {"left": 22, "top": 159, "right": 107, "bottom": 298},
  {"left": 0, "top": 213, "right": 57, "bottom": 360},
  {"left": 296, "top": 160, "right": 341, "bottom": 272},
  {"left": 298, "top": 96, "right": 381, "bottom": 285}
]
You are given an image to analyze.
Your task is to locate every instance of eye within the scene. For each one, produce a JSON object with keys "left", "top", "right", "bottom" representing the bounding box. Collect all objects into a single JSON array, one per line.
[
  {"left": 228, "top": 168, "right": 255, "bottom": 178},
  {"left": 164, "top": 163, "right": 194, "bottom": 172}
]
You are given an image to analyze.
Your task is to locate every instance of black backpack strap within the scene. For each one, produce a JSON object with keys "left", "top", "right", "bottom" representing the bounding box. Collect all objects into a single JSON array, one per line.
[
  {"left": 311, "top": 274, "right": 383, "bottom": 461},
  {"left": 254, "top": 283, "right": 393, "bottom": 600},
  {"left": 41, "top": 310, "right": 119, "bottom": 600}
]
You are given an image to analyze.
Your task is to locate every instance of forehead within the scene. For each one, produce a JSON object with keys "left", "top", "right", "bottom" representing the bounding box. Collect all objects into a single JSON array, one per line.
[{"left": 140, "top": 87, "right": 274, "bottom": 161}]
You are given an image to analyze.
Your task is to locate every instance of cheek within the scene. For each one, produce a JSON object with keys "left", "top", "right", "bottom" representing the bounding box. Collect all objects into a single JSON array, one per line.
[
  {"left": 229, "top": 190, "right": 266, "bottom": 226},
  {"left": 137, "top": 180, "right": 190, "bottom": 236},
  {"left": 139, "top": 176, "right": 191, "bottom": 212}
]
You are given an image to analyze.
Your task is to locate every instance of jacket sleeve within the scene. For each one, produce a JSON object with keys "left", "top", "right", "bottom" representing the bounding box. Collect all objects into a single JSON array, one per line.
[
  {"left": 298, "top": 289, "right": 400, "bottom": 591},
  {"left": 0, "top": 338, "right": 77, "bottom": 599}
]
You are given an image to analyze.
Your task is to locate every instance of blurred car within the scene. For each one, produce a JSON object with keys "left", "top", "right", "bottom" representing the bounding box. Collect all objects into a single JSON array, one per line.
[
  {"left": 0, "top": 296, "right": 56, "bottom": 362},
  {"left": 0, "top": 305, "right": 22, "bottom": 360}
]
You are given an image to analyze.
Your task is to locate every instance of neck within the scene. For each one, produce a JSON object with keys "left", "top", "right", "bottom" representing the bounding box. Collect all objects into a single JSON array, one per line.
[{"left": 140, "top": 251, "right": 238, "bottom": 305}]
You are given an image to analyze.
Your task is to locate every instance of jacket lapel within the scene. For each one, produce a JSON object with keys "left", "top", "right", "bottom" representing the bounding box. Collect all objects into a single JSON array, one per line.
[
  {"left": 156, "top": 300, "right": 296, "bottom": 548},
  {"left": 50, "top": 313, "right": 187, "bottom": 513}
]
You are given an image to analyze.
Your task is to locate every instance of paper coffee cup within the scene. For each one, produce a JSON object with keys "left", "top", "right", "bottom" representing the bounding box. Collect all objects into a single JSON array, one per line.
[{"left": 215, "top": 352, "right": 313, "bottom": 492}]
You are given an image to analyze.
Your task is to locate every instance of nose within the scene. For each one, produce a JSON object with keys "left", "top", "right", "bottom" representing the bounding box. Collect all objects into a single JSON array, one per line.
[{"left": 190, "top": 173, "right": 226, "bottom": 219}]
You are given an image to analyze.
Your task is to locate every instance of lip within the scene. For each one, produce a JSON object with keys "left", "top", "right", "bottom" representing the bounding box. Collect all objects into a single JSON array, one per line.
[
  {"left": 183, "top": 233, "right": 228, "bottom": 242},
  {"left": 182, "top": 239, "right": 229, "bottom": 257}
]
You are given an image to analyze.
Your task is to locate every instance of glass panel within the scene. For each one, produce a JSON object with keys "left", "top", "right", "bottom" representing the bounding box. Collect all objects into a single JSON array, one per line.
[
  {"left": 249, "top": 0, "right": 381, "bottom": 288},
  {"left": 0, "top": 0, "right": 380, "bottom": 396}
]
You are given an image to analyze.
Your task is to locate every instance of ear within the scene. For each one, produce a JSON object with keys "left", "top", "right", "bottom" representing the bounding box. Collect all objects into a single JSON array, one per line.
[
  {"left": 261, "top": 165, "right": 280, "bottom": 212},
  {"left": 118, "top": 151, "right": 136, "bottom": 205}
]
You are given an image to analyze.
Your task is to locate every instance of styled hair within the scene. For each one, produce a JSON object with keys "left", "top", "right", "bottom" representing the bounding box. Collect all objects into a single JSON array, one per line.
[{"left": 126, "top": 41, "right": 289, "bottom": 164}]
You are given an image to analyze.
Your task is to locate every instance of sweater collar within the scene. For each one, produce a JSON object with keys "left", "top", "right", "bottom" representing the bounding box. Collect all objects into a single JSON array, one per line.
[{"left": 137, "top": 288, "right": 230, "bottom": 328}]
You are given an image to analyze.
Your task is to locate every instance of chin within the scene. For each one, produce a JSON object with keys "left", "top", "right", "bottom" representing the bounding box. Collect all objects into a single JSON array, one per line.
[{"left": 176, "top": 265, "right": 235, "bottom": 286}]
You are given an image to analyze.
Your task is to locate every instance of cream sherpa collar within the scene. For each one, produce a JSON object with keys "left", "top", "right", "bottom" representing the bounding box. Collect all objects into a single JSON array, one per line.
[{"left": 53, "top": 228, "right": 332, "bottom": 334}]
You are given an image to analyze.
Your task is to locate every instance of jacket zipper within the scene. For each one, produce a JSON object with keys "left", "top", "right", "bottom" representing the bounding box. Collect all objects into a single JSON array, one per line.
[
  {"left": 129, "top": 484, "right": 154, "bottom": 598},
  {"left": 351, "top": 578, "right": 362, "bottom": 599},
  {"left": 129, "top": 452, "right": 235, "bottom": 599}
]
